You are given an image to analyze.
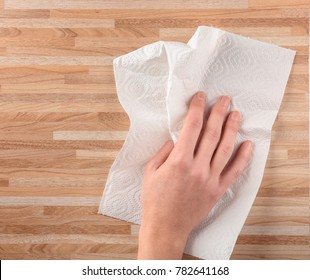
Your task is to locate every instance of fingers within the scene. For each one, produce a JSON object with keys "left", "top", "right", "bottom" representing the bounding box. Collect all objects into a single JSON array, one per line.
[
  {"left": 146, "top": 140, "right": 174, "bottom": 171},
  {"left": 173, "top": 92, "right": 206, "bottom": 158},
  {"left": 195, "top": 96, "right": 230, "bottom": 163},
  {"left": 210, "top": 111, "right": 241, "bottom": 175},
  {"left": 219, "top": 140, "right": 253, "bottom": 190}
]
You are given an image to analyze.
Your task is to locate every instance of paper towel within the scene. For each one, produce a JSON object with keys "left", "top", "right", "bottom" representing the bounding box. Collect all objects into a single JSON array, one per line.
[{"left": 99, "top": 26, "right": 295, "bottom": 259}]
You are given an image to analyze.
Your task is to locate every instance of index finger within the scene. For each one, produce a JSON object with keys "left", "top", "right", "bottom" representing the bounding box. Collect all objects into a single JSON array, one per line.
[{"left": 173, "top": 91, "right": 206, "bottom": 158}]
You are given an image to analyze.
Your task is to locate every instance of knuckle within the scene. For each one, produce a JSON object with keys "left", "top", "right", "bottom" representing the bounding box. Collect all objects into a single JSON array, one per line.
[
  {"left": 227, "top": 121, "right": 239, "bottom": 133},
  {"left": 219, "top": 144, "right": 233, "bottom": 157},
  {"left": 214, "top": 103, "right": 227, "bottom": 115},
  {"left": 189, "top": 118, "right": 203, "bottom": 130},
  {"left": 204, "top": 177, "right": 221, "bottom": 200},
  {"left": 190, "top": 169, "right": 207, "bottom": 184},
  {"left": 210, "top": 188, "right": 221, "bottom": 200},
  {"left": 205, "top": 127, "right": 221, "bottom": 142},
  {"left": 232, "top": 168, "right": 243, "bottom": 180},
  {"left": 208, "top": 183, "right": 222, "bottom": 200},
  {"left": 170, "top": 153, "right": 189, "bottom": 170}
]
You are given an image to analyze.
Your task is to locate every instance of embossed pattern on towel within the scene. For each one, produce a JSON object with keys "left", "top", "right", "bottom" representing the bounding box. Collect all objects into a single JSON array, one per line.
[{"left": 99, "top": 26, "right": 295, "bottom": 260}]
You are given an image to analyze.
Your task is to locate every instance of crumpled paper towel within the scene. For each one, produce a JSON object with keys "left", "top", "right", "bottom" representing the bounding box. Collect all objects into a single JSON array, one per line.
[{"left": 99, "top": 26, "right": 295, "bottom": 259}]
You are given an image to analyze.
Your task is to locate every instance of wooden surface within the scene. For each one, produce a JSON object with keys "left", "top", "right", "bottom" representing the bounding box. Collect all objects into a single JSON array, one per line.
[{"left": 0, "top": 0, "right": 309, "bottom": 260}]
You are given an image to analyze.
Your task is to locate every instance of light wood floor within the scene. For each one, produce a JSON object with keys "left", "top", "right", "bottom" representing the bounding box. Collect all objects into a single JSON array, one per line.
[{"left": 0, "top": 0, "right": 309, "bottom": 259}]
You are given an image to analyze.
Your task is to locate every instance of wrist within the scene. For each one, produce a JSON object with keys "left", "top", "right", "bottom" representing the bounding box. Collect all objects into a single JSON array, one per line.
[{"left": 137, "top": 222, "right": 189, "bottom": 259}]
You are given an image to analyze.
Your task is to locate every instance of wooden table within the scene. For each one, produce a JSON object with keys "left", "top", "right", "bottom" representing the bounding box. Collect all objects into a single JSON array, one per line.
[{"left": 0, "top": 0, "right": 309, "bottom": 259}]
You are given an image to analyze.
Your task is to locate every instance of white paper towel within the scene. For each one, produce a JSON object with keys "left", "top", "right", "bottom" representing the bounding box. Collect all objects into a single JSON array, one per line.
[{"left": 99, "top": 26, "right": 295, "bottom": 259}]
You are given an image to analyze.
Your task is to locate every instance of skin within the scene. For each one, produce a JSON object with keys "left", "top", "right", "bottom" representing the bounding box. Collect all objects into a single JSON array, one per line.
[{"left": 137, "top": 91, "right": 253, "bottom": 260}]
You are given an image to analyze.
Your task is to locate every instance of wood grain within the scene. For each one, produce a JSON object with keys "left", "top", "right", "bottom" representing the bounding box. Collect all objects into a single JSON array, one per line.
[{"left": 0, "top": 0, "right": 309, "bottom": 259}]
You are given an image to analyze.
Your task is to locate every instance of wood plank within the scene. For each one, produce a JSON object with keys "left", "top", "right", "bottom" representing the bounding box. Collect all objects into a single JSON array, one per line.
[
  {"left": 5, "top": 0, "right": 248, "bottom": 9},
  {"left": 0, "top": 19, "right": 114, "bottom": 28},
  {"left": 0, "top": 9, "right": 50, "bottom": 19},
  {"left": 0, "top": 84, "right": 116, "bottom": 94},
  {"left": 0, "top": 197, "right": 101, "bottom": 206},
  {"left": 53, "top": 131, "right": 128, "bottom": 141},
  {"left": 115, "top": 18, "right": 309, "bottom": 29},
  {"left": 248, "top": 0, "right": 310, "bottom": 8},
  {"left": 50, "top": 8, "right": 310, "bottom": 20}
]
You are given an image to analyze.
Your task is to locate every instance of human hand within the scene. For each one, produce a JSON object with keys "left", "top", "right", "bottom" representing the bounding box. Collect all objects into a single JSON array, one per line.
[{"left": 137, "top": 91, "right": 252, "bottom": 259}]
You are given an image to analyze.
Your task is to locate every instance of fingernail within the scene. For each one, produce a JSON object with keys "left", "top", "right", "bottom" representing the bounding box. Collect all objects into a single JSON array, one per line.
[
  {"left": 230, "top": 111, "right": 240, "bottom": 121},
  {"left": 220, "top": 95, "right": 230, "bottom": 106},
  {"left": 197, "top": 92, "right": 205, "bottom": 100}
]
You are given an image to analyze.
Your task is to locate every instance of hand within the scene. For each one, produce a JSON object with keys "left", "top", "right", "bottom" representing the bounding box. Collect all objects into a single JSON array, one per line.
[{"left": 137, "top": 91, "right": 253, "bottom": 259}]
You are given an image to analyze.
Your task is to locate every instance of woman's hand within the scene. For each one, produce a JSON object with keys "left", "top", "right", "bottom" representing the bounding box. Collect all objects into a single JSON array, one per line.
[{"left": 138, "top": 91, "right": 252, "bottom": 259}]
